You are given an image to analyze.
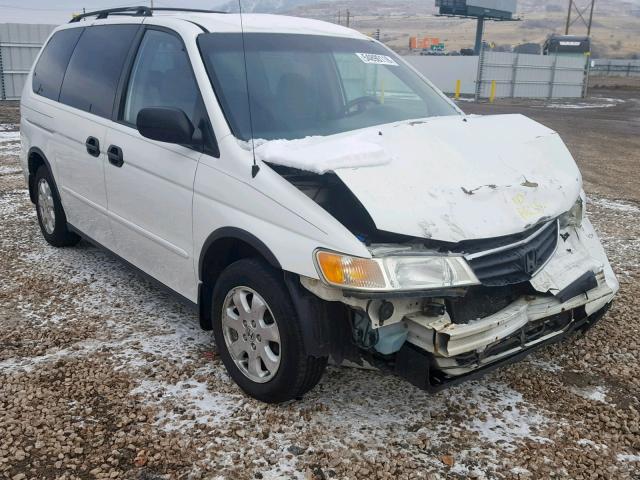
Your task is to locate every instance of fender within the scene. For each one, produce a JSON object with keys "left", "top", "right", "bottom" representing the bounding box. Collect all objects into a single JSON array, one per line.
[
  {"left": 197, "top": 226, "right": 281, "bottom": 281},
  {"left": 27, "top": 147, "right": 58, "bottom": 204}
]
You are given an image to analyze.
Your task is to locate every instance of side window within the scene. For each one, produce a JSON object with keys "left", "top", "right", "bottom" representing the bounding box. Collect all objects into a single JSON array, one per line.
[
  {"left": 59, "top": 25, "right": 139, "bottom": 118},
  {"left": 32, "top": 28, "right": 83, "bottom": 101},
  {"left": 123, "top": 30, "right": 200, "bottom": 127}
]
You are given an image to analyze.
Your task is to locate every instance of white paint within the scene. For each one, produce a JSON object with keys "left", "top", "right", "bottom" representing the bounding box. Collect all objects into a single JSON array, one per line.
[{"left": 179, "top": 13, "right": 367, "bottom": 39}]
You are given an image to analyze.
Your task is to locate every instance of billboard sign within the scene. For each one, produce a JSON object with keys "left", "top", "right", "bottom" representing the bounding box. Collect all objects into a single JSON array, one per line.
[{"left": 436, "top": 0, "right": 517, "bottom": 20}]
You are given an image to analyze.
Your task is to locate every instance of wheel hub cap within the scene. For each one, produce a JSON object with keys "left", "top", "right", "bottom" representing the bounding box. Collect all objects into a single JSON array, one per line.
[
  {"left": 37, "top": 178, "right": 56, "bottom": 235},
  {"left": 221, "top": 287, "right": 281, "bottom": 383}
]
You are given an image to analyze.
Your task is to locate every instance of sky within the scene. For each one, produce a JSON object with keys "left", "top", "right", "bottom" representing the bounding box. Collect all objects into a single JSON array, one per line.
[{"left": 0, "top": 0, "right": 228, "bottom": 24}]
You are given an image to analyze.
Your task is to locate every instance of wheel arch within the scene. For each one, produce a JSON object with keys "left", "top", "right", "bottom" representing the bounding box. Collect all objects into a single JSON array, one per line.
[
  {"left": 198, "top": 227, "right": 282, "bottom": 330},
  {"left": 27, "top": 147, "right": 56, "bottom": 204}
]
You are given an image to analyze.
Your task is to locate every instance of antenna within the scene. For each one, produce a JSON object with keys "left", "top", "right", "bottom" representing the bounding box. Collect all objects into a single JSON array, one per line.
[{"left": 238, "top": 0, "right": 260, "bottom": 178}]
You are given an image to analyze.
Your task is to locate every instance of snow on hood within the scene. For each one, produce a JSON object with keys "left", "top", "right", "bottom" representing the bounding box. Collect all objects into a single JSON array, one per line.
[
  {"left": 245, "top": 130, "right": 394, "bottom": 174},
  {"left": 332, "top": 114, "right": 582, "bottom": 243}
]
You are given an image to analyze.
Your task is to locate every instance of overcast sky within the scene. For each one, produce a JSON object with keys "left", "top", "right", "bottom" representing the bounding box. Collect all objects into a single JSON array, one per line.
[{"left": 0, "top": 0, "right": 228, "bottom": 24}]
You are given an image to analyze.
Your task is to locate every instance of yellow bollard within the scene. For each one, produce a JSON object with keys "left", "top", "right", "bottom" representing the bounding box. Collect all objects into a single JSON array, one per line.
[
  {"left": 489, "top": 80, "right": 496, "bottom": 103},
  {"left": 455, "top": 79, "right": 461, "bottom": 99}
]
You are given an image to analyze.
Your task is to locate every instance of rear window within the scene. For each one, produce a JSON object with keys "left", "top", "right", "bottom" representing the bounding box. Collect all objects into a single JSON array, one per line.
[
  {"left": 32, "top": 28, "right": 83, "bottom": 101},
  {"left": 59, "top": 25, "right": 139, "bottom": 118}
]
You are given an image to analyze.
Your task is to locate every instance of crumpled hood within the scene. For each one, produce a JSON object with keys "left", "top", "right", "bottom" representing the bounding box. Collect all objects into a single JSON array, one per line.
[{"left": 334, "top": 114, "right": 582, "bottom": 243}]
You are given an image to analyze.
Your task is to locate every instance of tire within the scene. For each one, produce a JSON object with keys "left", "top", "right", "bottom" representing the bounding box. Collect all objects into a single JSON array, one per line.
[
  {"left": 211, "top": 258, "right": 327, "bottom": 403},
  {"left": 34, "top": 166, "right": 80, "bottom": 247}
]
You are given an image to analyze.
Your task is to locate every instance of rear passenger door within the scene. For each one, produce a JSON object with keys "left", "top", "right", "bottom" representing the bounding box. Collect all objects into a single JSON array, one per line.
[
  {"left": 53, "top": 23, "right": 141, "bottom": 249},
  {"left": 104, "top": 27, "right": 208, "bottom": 301}
]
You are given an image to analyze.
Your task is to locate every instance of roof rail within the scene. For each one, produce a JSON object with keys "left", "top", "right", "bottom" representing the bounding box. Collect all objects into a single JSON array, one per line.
[{"left": 69, "top": 6, "right": 226, "bottom": 23}]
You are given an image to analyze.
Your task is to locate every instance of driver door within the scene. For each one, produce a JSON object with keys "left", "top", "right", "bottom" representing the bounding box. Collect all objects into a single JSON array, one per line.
[{"left": 104, "top": 27, "right": 205, "bottom": 301}]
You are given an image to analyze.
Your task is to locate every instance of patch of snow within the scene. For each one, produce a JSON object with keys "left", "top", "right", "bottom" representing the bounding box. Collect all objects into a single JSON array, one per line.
[
  {"left": 540, "top": 98, "right": 624, "bottom": 110},
  {"left": 526, "top": 357, "right": 563, "bottom": 373},
  {"left": 570, "top": 385, "right": 609, "bottom": 403},
  {"left": 617, "top": 453, "right": 640, "bottom": 462},
  {"left": 0, "top": 129, "right": 21, "bottom": 158},
  {"left": 589, "top": 197, "right": 640, "bottom": 214},
  {"left": 0, "top": 165, "right": 22, "bottom": 174},
  {"left": 511, "top": 466, "right": 531, "bottom": 476},
  {"left": 244, "top": 129, "right": 394, "bottom": 174},
  {"left": 0, "top": 130, "right": 20, "bottom": 142},
  {"left": 454, "top": 384, "right": 550, "bottom": 451},
  {"left": 577, "top": 438, "right": 608, "bottom": 450},
  {"left": 0, "top": 123, "right": 18, "bottom": 131},
  {"left": 131, "top": 375, "right": 241, "bottom": 432}
]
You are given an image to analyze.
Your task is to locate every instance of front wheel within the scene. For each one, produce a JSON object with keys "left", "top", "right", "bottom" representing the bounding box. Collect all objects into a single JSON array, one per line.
[{"left": 211, "top": 258, "right": 327, "bottom": 403}]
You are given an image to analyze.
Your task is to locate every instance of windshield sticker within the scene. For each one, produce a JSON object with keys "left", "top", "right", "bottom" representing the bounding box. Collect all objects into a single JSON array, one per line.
[{"left": 355, "top": 53, "right": 399, "bottom": 66}]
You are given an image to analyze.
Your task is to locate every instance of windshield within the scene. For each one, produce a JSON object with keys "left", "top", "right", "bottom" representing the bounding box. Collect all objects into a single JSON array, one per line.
[{"left": 198, "top": 33, "right": 459, "bottom": 141}]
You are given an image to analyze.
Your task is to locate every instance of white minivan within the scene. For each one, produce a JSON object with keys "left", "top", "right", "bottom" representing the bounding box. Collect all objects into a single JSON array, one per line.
[{"left": 20, "top": 7, "right": 618, "bottom": 403}]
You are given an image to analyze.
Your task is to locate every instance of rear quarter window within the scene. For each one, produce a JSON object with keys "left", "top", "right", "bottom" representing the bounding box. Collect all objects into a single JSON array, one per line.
[
  {"left": 32, "top": 28, "right": 83, "bottom": 101},
  {"left": 59, "top": 24, "right": 139, "bottom": 118}
]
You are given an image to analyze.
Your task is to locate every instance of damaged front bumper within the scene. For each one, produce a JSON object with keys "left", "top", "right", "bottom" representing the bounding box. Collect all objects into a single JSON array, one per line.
[{"left": 302, "top": 216, "right": 618, "bottom": 391}]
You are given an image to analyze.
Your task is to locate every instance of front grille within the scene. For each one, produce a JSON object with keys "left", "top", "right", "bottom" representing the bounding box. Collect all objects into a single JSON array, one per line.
[{"left": 465, "top": 221, "right": 558, "bottom": 287}]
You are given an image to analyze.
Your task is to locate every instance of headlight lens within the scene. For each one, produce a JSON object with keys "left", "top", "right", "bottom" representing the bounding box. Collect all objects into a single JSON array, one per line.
[
  {"left": 315, "top": 250, "right": 479, "bottom": 291},
  {"left": 560, "top": 193, "right": 585, "bottom": 228}
]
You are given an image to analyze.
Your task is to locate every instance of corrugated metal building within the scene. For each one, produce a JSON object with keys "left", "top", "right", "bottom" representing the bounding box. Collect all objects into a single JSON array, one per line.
[{"left": 0, "top": 23, "right": 56, "bottom": 100}]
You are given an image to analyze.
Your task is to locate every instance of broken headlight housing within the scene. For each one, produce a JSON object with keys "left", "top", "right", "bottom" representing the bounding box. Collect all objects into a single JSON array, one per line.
[
  {"left": 560, "top": 192, "right": 586, "bottom": 229},
  {"left": 315, "top": 250, "right": 480, "bottom": 292}
]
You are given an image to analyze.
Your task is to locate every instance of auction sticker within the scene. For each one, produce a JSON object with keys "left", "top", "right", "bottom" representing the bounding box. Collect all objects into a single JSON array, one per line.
[{"left": 355, "top": 53, "right": 399, "bottom": 66}]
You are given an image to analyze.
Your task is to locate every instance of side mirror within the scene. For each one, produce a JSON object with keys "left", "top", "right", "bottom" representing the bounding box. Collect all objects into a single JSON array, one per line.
[{"left": 136, "top": 107, "right": 194, "bottom": 145}]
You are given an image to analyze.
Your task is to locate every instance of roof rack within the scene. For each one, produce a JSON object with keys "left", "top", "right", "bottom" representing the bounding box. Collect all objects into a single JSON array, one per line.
[{"left": 69, "top": 6, "right": 226, "bottom": 23}]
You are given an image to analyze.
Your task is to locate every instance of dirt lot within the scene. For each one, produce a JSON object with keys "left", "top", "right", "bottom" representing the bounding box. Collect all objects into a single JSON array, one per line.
[{"left": 1, "top": 90, "right": 639, "bottom": 480}]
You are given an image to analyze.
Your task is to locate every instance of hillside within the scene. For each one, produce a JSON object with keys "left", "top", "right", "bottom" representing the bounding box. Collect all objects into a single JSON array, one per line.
[{"left": 236, "top": 0, "right": 640, "bottom": 57}]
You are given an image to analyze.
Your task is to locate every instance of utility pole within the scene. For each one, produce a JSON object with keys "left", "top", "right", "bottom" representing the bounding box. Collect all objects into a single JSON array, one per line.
[
  {"left": 565, "top": 0, "right": 596, "bottom": 35},
  {"left": 474, "top": 16, "right": 485, "bottom": 55},
  {"left": 587, "top": 0, "right": 595, "bottom": 36},
  {"left": 565, "top": 0, "right": 573, "bottom": 35},
  {"left": 150, "top": 0, "right": 154, "bottom": 9},
  {"left": 346, "top": 9, "right": 350, "bottom": 28}
]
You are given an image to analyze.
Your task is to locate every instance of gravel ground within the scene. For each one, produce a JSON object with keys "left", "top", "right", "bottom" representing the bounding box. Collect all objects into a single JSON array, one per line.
[{"left": 1, "top": 94, "right": 639, "bottom": 480}]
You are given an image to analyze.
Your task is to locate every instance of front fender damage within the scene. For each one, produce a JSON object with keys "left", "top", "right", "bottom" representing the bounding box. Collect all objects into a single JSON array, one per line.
[{"left": 299, "top": 217, "right": 618, "bottom": 390}]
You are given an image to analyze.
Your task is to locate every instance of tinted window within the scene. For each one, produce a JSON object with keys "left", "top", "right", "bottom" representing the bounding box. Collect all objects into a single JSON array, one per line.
[
  {"left": 59, "top": 25, "right": 139, "bottom": 118},
  {"left": 123, "top": 30, "right": 200, "bottom": 126},
  {"left": 32, "top": 28, "right": 83, "bottom": 101}
]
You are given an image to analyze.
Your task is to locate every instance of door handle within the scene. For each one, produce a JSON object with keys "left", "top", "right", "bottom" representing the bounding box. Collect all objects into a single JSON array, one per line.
[
  {"left": 107, "top": 145, "right": 124, "bottom": 168},
  {"left": 85, "top": 136, "right": 100, "bottom": 157}
]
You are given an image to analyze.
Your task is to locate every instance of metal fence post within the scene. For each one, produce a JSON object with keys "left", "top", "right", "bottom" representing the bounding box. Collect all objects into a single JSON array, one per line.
[
  {"left": 510, "top": 53, "right": 519, "bottom": 98},
  {"left": 0, "top": 45, "right": 6, "bottom": 101},
  {"left": 583, "top": 55, "right": 591, "bottom": 98},
  {"left": 474, "top": 44, "right": 485, "bottom": 101},
  {"left": 548, "top": 54, "right": 558, "bottom": 100}
]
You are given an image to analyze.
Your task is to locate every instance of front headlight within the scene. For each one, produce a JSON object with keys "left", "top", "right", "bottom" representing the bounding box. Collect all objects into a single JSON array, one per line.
[
  {"left": 560, "top": 192, "right": 586, "bottom": 228},
  {"left": 315, "top": 250, "right": 480, "bottom": 291}
]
